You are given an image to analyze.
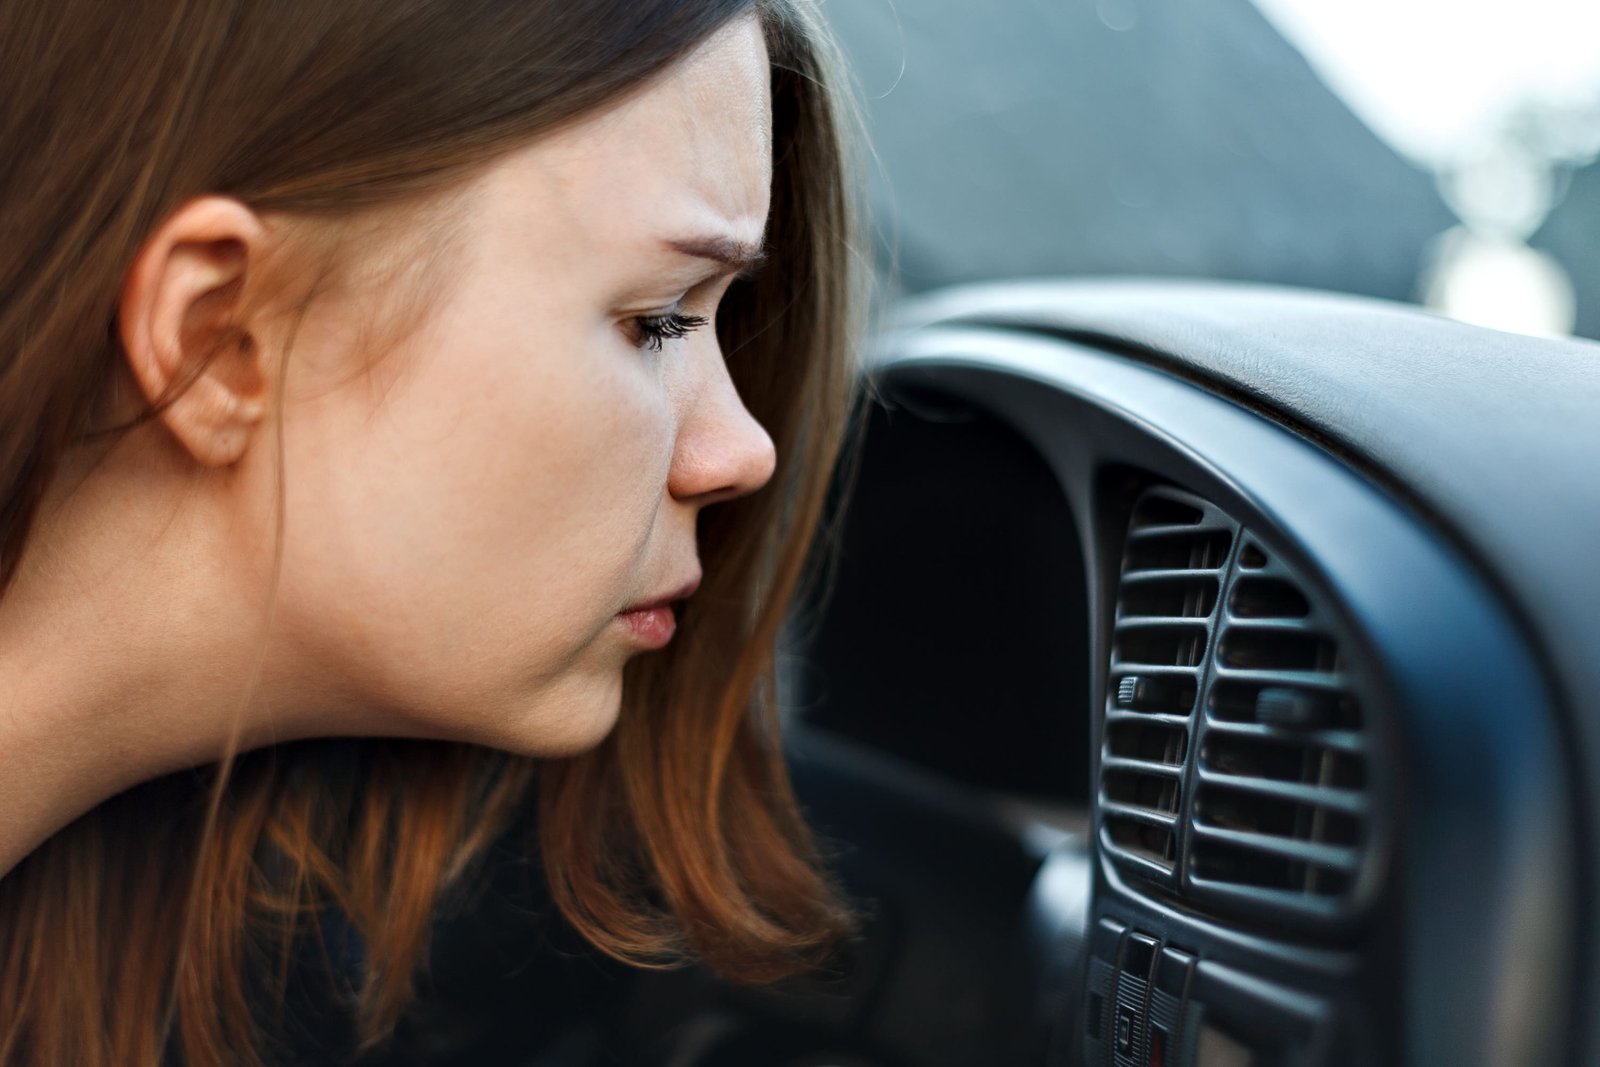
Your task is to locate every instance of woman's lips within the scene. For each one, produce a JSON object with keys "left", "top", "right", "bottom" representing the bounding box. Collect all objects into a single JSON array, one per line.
[
  {"left": 617, "top": 604, "right": 677, "bottom": 648},
  {"left": 616, "top": 575, "right": 698, "bottom": 649}
]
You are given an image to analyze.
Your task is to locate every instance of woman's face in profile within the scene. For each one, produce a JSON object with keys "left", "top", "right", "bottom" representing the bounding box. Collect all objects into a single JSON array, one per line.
[{"left": 261, "top": 15, "right": 776, "bottom": 755}]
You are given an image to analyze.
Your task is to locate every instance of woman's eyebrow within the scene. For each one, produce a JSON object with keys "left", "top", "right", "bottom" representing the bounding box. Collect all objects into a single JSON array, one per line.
[{"left": 663, "top": 233, "right": 769, "bottom": 278}]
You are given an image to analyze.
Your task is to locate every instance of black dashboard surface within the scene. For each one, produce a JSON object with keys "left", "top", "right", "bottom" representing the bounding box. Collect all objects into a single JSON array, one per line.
[
  {"left": 885, "top": 280, "right": 1600, "bottom": 1063},
  {"left": 897, "top": 279, "right": 1600, "bottom": 788}
]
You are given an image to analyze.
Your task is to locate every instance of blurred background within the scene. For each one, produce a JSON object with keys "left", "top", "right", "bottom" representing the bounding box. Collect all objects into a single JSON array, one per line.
[{"left": 821, "top": 0, "right": 1600, "bottom": 340}]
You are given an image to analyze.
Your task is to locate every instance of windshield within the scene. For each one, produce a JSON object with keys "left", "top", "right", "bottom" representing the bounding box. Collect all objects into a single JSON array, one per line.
[{"left": 826, "top": 0, "right": 1600, "bottom": 340}]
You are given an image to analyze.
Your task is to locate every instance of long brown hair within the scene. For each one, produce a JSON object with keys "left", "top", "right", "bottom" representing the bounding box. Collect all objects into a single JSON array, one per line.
[{"left": 0, "top": 0, "right": 865, "bottom": 1062}]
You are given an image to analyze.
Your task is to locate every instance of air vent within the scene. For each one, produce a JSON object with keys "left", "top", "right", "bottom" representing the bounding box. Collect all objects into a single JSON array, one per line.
[
  {"left": 1187, "top": 535, "right": 1368, "bottom": 919},
  {"left": 1099, "top": 488, "right": 1373, "bottom": 926},
  {"left": 1099, "top": 488, "right": 1232, "bottom": 884}
]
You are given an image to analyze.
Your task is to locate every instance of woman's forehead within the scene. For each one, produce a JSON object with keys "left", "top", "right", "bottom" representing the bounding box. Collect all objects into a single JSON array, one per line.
[
  {"left": 505, "top": 16, "right": 774, "bottom": 251},
  {"left": 457, "top": 16, "right": 774, "bottom": 273}
]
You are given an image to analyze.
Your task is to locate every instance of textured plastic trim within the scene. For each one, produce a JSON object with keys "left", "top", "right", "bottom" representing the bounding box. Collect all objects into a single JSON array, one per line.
[{"left": 870, "top": 324, "right": 1575, "bottom": 1067}]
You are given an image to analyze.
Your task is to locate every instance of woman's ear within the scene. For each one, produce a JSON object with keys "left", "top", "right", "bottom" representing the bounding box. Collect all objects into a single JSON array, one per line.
[{"left": 118, "top": 196, "right": 275, "bottom": 468}]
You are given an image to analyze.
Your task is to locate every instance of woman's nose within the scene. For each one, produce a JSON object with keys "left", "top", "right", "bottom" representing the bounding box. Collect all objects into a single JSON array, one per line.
[{"left": 667, "top": 358, "right": 777, "bottom": 508}]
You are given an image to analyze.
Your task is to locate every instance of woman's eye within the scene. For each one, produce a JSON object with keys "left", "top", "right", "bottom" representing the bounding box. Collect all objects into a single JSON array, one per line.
[{"left": 630, "top": 311, "right": 710, "bottom": 352}]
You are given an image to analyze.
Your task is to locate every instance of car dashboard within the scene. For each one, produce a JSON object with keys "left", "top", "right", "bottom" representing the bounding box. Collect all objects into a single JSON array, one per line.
[{"left": 780, "top": 280, "right": 1596, "bottom": 1067}]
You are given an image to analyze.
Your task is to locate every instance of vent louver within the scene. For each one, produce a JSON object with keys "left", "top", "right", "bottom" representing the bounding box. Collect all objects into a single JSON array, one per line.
[
  {"left": 1189, "top": 532, "right": 1367, "bottom": 918},
  {"left": 1100, "top": 486, "right": 1373, "bottom": 925},
  {"left": 1100, "top": 489, "right": 1231, "bottom": 884}
]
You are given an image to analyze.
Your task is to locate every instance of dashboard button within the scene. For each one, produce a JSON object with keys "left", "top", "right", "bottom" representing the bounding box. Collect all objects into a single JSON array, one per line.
[
  {"left": 1116, "top": 1005, "right": 1136, "bottom": 1054},
  {"left": 1122, "top": 930, "right": 1160, "bottom": 979},
  {"left": 1155, "top": 946, "right": 1195, "bottom": 997},
  {"left": 1094, "top": 917, "right": 1126, "bottom": 962}
]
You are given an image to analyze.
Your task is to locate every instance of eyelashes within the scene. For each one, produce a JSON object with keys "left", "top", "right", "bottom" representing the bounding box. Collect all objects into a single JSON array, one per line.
[{"left": 631, "top": 311, "right": 710, "bottom": 352}]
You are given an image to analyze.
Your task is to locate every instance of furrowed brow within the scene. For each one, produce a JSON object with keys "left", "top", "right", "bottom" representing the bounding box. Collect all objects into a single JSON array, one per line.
[{"left": 664, "top": 234, "right": 769, "bottom": 279}]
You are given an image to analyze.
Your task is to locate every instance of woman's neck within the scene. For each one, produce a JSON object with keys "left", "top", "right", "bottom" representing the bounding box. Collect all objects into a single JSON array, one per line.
[{"left": 0, "top": 428, "right": 276, "bottom": 878}]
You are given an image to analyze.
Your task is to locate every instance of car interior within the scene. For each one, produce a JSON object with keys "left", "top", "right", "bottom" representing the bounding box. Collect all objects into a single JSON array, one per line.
[{"left": 343, "top": 279, "right": 1600, "bottom": 1067}]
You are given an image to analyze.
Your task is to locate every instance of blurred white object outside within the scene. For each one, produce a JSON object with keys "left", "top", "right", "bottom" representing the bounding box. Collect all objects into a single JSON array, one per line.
[{"left": 1251, "top": 0, "right": 1600, "bottom": 337}]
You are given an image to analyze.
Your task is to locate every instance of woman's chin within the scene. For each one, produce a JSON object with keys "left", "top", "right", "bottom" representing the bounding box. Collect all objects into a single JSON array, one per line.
[{"left": 483, "top": 674, "right": 626, "bottom": 758}]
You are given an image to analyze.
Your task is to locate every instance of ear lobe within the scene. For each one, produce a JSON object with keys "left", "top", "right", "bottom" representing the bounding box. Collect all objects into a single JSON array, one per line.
[{"left": 118, "top": 196, "right": 274, "bottom": 468}]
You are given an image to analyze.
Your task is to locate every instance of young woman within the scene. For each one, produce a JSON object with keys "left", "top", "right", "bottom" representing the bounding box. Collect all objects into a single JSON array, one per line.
[{"left": 0, "top": 0, "right": 863, "bottom": 1061}]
